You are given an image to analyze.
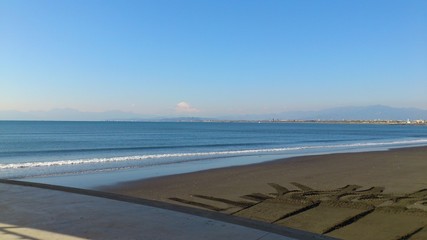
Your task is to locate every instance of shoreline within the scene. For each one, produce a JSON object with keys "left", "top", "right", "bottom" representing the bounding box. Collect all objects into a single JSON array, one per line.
[
  {"left": 101, "top": 145, "right": 427, "bottom": 196},
  {"left": 101, "top": 146, "right": 427, "bottom": 239}
]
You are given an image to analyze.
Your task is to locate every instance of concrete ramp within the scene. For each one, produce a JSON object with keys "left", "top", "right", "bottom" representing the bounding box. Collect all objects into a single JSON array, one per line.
[{"left": 0, "top": 180, "right": 333, "bottom": 240}]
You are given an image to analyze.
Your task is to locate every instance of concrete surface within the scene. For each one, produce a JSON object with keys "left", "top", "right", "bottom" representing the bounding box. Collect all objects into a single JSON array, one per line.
[{"left": 0, "top": 180, "right": 334, "bottom": 240}]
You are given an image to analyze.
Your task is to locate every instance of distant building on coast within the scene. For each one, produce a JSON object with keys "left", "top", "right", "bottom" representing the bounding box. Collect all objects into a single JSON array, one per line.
[{"left": 405, "top": 119, "right": 426, "bottom": 125}]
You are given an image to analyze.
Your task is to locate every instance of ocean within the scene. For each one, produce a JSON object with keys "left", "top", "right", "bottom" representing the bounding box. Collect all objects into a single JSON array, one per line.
[{"left": 1, "top": 121, "right": 427, "bottom": 188}]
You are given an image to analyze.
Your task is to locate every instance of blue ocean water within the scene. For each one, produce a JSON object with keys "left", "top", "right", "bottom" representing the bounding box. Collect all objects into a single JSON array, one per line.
[{"left": 1, "top": 121, "right": 427, "bottom": 187}]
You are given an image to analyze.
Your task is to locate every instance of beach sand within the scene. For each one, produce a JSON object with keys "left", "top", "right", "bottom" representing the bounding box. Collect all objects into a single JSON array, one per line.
[{"left": 101, "top": 146, "right": 427, "bottom": 240}]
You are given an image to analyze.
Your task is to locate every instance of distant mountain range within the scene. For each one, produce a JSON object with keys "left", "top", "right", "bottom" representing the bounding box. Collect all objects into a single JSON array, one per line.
[
  {"left": 1, "top": 105, "right": 427, "bottom": 121},
  {"left": 233, "top": 105, "right": 427, "bottom": 121},
  {"left": 0, "top": 108, "right": 143, "bottom": 121}
]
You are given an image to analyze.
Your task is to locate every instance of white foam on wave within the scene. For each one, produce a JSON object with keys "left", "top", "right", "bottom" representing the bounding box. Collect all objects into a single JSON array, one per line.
[{"left": 1, "top": 139, "right": 427, "bottom": 170}]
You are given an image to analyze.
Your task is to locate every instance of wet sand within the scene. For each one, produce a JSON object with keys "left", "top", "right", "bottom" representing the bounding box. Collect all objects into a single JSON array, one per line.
[{"left": 101, "top": 146, "right": 427, "bottom": 240}]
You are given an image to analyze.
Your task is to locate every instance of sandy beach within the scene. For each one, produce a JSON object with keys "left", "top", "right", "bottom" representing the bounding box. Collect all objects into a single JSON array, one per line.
[{"left": 101, "top": 146, "right": 427, "bottom": 240}]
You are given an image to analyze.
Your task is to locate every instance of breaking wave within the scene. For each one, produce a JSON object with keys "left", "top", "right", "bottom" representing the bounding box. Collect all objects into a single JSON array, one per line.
[{"left": 2, "top": 138, "right": 427, "bottom": 170}]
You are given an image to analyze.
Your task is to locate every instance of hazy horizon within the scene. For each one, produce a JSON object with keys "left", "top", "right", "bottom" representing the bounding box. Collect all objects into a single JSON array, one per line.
[
  {"left": 1, "top": 1, "right": 426, "bottom": 117},
  {"left": 2, "top": 105, "right": 427, "bottom": 121}
]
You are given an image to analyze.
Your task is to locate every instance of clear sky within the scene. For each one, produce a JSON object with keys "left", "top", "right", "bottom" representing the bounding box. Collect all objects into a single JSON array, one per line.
[{"left": 1, "top": 0, "right": 426, "bottom": 117}]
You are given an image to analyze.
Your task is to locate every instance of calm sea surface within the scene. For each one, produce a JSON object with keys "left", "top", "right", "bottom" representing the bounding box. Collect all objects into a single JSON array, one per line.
[{"left": 1, "top": 121, "right": 427, "bottom": 188}]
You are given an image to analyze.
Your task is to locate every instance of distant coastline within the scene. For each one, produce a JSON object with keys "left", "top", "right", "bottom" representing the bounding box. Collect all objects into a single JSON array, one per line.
[
  {"left": 2, "top": 105, "right": 427, "bottom": 122},
  {"left": 2, "top": 119, "right": 427, "bottom": 125},
  {"left": 106, "top": 118, "right": 427, "bottom": 125}
]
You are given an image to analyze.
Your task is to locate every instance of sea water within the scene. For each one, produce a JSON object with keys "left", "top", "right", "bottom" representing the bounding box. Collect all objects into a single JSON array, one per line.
[{"left": 1, "top": 121, "right": 427, "bottom": 188}]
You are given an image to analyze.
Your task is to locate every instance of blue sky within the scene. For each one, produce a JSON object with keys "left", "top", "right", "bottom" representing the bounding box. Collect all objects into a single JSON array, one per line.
[{"left": 1, "top": 0, "right": 426, "bottom": 117}]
